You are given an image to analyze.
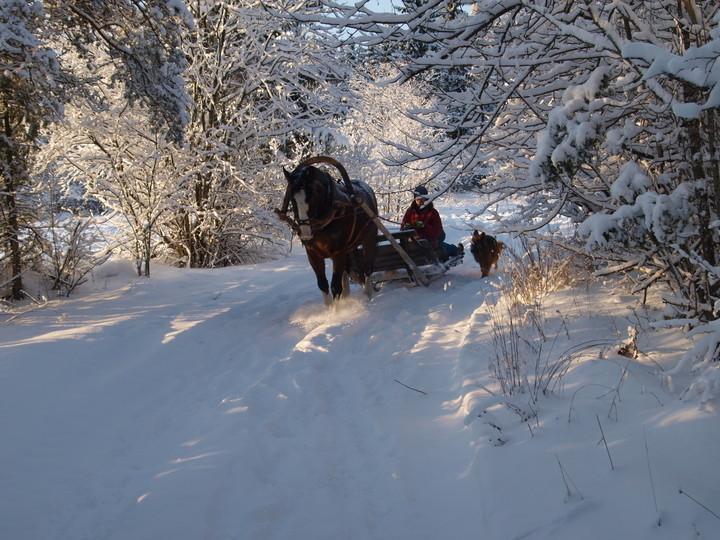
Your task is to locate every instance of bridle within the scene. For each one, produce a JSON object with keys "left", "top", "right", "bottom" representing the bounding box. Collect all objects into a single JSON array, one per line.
[
  {"left": 278, "top": 167, "right": 335, "bottom": 238},
  {"left": 293, "top": 170, "right": 335, "bottom": 230}
]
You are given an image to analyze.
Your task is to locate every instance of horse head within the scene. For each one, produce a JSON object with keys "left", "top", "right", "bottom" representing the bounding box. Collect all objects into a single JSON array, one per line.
[{"left": 283, "top": 164, "right": 334, "bottom": 241}]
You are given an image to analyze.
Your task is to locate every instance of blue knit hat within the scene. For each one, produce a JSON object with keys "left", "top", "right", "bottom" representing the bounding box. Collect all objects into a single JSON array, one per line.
[{"left": 413, "top": 185, "right": 429, "bottom": 199}]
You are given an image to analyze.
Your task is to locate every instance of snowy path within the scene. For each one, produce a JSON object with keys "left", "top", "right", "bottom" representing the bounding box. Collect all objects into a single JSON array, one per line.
[
  {"left": 3, "top": 242, "right": 719, "bottom": 540},
  {"left": 0, "top": 254, "right": 497, "bottom": 540}
]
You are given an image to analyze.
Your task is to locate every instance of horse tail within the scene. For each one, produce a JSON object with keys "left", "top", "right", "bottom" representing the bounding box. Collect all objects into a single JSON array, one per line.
[{"left": 299, "top": 156, "right": 355, "bottom": 197}]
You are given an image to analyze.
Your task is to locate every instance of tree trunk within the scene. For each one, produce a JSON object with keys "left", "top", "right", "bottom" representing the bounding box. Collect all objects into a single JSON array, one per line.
[
  {"left": 144, "top": 227, "right": 151, "bottom": 277},
  {"left": 678, "top": 2, "right": 716, "bottom": 319},
  {"left": 704, "top": 108, "right": 720, "bottom": 225},
  {"left": 1, "top": 110, "right": 24, "bottom": 300},
  {"left": 4, "top": 177, "right": 23, "bottom": 299}
]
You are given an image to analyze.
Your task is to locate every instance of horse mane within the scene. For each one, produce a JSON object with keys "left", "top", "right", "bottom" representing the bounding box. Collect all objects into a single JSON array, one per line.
[{"left": 299, "top": 156, "right": 355, "bottom": 198}]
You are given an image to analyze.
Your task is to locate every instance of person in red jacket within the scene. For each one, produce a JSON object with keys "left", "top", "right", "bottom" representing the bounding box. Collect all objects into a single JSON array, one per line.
[{"left": 401, "top": 185, "right": 463, "bottom": 260}]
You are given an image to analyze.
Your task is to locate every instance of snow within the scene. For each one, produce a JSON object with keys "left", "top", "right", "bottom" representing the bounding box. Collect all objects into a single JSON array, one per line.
[
  {"left": 528, "top": 66, "right": 610, "bottom": 183},
  {"left": 603, "top": 119, "right": 641, "bottom": 154},
  {"left": 1, "top": 196, "right": 719, "bottom": 540},
  {"left": 580, "top": 180, "right": 697, "bottom": 248},
  {"left": 561, "top": 66, "right": 608, "bottom": 103},
  {"left": 610, "top": 161, "right": 650, "bottom": 204},
  {"left": 164, "top": 0, "right": 194, "bottom": 27},
  {"left": 622, "top": 35, "right": 720, "bottom": 118}
]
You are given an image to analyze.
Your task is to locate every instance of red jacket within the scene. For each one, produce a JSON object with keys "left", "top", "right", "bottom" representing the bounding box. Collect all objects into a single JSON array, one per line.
[{"left": 401, "top": 201, "right": 444, "bottom": 245}]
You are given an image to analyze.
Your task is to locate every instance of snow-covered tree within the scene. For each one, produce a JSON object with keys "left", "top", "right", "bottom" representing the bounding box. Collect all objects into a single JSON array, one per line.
[
  {"left": 161, "top": 0, "right": 349, "bottom": 267},
  {"left": 1, "top": 1, "right": 67, "bottom": 299},
  {"left": 37, "top": 181, "right": 111, "bottom": 296},
  {"left": 40, "top": 97, "right": 178, "bottom": 277},
  {"left": 36, "top": 1, "right": 348, "bottom": 274},
  {"left": 335, "top": 67, "right": 442, "bottom": 218},
  {"left": 1, "top": 0, "right": 191, "bottom": 298}
]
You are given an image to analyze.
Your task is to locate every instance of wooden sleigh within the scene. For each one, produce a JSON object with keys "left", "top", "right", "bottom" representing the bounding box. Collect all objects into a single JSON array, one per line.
[{"left": 347, "top": 228, "right": 464, "bottom": 288}]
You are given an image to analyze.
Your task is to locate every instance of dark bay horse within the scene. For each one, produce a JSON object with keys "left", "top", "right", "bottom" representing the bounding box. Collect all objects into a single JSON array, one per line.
[{"left": 277, "top": 156, "right": 378, "bottom": 303}]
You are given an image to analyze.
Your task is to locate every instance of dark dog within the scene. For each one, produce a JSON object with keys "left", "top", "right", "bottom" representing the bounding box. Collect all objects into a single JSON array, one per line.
[{"left": 470, "top": 230, "right": 504, "bottom": 277}]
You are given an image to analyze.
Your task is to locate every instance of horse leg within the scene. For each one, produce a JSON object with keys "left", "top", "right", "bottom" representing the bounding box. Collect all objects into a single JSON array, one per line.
[
  {"left": 341, "top": 272, "right": 350, "bottom": 298},
  {"left": 307, "top": 250, "right": 331, "bottom": 305},
  {"left": 330, "top": 256, "right": 347, "bottom": 299}
]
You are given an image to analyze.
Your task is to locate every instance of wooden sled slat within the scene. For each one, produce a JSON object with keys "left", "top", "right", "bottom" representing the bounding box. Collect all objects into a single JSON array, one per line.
[{"left": 348, "top": 228, "right": 463, "bottom": 287}]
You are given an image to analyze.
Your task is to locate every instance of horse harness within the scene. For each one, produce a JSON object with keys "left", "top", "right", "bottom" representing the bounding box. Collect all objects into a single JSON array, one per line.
[{"left": 277, "top": 175, "right": 373, "bottom": 255}]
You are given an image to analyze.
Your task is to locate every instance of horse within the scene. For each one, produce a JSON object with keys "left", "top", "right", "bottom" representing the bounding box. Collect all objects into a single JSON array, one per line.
[{"left": 277, "top": 156, "right": 378, "bottom": 303}]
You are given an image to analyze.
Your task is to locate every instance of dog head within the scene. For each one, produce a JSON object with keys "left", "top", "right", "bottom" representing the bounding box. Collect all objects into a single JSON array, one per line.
[{"left": 470, "top": 230, "right": 504, "bottom": 277}]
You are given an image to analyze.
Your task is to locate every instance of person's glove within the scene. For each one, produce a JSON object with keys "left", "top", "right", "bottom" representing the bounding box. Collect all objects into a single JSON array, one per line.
[{"left": 415, "top": 220, "right": 425, "bottom": 229}]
